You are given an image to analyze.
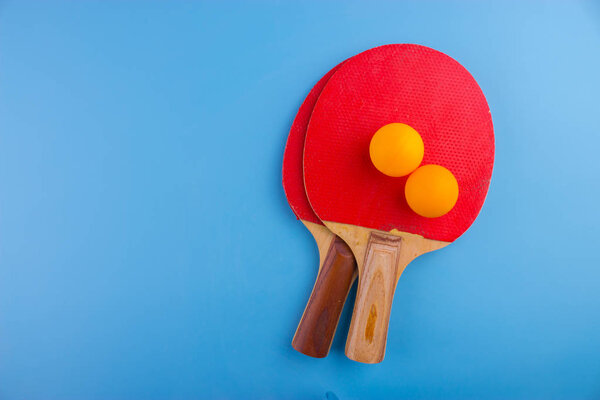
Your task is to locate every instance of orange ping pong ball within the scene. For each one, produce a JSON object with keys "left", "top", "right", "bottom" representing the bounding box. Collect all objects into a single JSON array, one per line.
[
  {"left": 405, "top": 164, "right": 459, "bottom": 218},
  {"left": 369, "top": 123, "right": 424, "bottom": 177}
]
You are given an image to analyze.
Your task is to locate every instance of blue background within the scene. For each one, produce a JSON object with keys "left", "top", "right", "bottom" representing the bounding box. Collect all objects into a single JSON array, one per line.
[{"left": 1, "top": 1, "right": 600, "bottom": 399}]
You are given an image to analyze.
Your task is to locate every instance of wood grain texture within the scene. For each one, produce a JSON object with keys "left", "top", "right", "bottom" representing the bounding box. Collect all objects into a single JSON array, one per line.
[
  {"left": 324, "top": 221, "right": 449, "bottom": 363},
  {"left": 291, "top": 221, "right": 357, "bottom": 358},
  {"left": 345, "top": 232, "right": 402, "bottom": 363}
]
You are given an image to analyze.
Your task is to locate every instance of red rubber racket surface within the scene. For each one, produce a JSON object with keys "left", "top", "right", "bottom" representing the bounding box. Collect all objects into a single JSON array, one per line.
[
  {"left": 304, "top": 44, "right": 494, "bottom": 242},
  {"left": 282, "top": 63, "right": 342, "bottom": 224}
]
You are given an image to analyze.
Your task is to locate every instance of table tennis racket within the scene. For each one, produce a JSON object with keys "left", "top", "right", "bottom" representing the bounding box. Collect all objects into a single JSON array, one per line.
[
  {"left": 304, "top": 44, "right": 494, "bottom": 363},
  {"left": 282, "top": 62, "right": 357, "bottom": 358}
]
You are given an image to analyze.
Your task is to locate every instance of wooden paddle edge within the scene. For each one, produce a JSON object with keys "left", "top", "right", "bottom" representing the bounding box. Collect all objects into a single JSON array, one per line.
[{"left": 322, "top": 221, "right": 449, "bottom": 279}]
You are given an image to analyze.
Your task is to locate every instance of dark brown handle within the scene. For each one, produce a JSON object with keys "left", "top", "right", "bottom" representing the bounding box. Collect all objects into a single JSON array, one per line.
[{"left": 292, "top": 235, "right": 357, "bottom": 358}]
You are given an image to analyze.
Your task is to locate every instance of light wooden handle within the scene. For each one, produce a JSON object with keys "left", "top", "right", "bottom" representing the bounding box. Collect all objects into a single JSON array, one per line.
[
  {"left": 292, "top": 235, "right": 357, "bottom": 358},
  {"left": 345, "top": 232, "right": 403, "bottom": 363}
]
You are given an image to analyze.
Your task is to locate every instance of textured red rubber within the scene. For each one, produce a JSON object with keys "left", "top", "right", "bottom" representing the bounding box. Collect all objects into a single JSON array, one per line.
[
  {"left": 282, "top": 62, "right": 342, "bottom": 224},
  {"left": 304, "top": 44, "right": 494, "bottom": 242}
]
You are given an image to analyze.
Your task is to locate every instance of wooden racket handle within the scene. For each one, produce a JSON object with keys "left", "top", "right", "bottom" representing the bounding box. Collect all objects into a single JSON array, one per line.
[
  {"left": 345, "top": 232, "right": 403, "bottom": 363},
  {"left": 292, "top": 235, "right": 357, "bottom": 358}
]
